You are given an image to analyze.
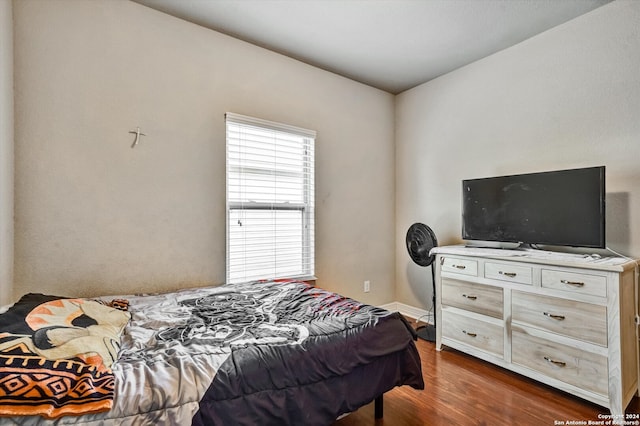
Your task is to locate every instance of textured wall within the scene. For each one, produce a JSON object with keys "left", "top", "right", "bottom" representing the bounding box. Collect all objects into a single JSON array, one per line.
[
  {"left": 13, "top": 0, "right": 396, "bottom": 304},
  {"left": 395, "top": 0, "right": 640, "bottom": 309},
  {"left": 0, "top": 0, "right": 14, "bottom": 306}
]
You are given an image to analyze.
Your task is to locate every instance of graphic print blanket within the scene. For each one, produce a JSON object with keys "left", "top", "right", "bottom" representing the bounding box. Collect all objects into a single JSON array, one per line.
[
  {"left": 0, "top": 294, "right": 130, "bottom": 419},
  {"left": 3, "top": 280, "right": 423, "bottom": 425}
]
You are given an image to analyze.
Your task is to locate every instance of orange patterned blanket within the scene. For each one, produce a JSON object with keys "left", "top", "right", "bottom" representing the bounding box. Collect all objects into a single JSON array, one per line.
[{"left": 0, "top": 294, "right": 130, "bottom": 419}]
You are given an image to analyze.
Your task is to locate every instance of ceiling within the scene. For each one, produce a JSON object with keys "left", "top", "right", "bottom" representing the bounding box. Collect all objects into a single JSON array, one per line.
[{"left": 133, "top": 0, "right": 612, "bottom": 94}]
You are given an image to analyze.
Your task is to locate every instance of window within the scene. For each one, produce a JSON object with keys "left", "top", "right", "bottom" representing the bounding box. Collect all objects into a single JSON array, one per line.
[{"left": 226, "top": 113, "right": 315, "bottom": 284}]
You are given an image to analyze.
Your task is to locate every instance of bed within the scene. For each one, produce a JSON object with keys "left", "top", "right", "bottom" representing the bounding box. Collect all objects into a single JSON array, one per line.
[{"left": 0, "top": 279, "right": 424, "bottom": 425}]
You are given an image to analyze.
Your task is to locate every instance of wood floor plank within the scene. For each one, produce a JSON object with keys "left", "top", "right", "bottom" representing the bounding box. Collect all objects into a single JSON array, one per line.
[{"left": 333, "top": 335, "right": 640, "bottom": 425}]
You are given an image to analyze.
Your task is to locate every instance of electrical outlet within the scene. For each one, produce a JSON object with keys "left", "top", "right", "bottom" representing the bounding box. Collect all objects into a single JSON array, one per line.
[{"left": 364, "top": 280, "right": 370, "bottom": 292}]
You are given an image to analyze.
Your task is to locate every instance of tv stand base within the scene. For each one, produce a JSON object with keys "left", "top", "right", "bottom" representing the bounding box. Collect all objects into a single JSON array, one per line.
[{"left": 433, "top": 245, "right": 638, "bottom": 416}]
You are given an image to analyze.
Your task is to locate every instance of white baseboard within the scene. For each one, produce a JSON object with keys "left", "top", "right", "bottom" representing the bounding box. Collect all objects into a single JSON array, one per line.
[{"left": 379, "top": 301, "right": 433, "bottom": 325}]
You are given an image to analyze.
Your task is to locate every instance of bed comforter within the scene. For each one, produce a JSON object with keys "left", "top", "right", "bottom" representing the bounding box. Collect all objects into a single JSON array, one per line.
[{"left": 3, "top": 279, "right": 424, "bottom": 425}]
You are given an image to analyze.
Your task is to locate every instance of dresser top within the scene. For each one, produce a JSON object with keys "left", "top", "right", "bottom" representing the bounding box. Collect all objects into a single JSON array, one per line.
[{"left": 431, "top": 245, "right": 638, "bottom": 273}]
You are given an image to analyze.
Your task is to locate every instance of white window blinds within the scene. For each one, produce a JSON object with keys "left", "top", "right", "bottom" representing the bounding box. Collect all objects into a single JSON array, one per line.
[{"left": 226, "top": 113, "right": 315, "bottom": 284}]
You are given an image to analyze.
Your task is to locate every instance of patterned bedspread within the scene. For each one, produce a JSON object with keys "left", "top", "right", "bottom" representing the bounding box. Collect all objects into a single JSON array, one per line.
[
  {"left": 3, "top": 280, "right": 424, "bottom": 425},
  {"left": 0, "top": 294, "right": 130, "bottom": 419}
]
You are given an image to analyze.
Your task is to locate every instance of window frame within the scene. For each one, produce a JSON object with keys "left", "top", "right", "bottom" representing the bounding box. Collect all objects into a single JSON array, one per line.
[{"left": 225, "top": 113, "right": 315, "bottom": 284}]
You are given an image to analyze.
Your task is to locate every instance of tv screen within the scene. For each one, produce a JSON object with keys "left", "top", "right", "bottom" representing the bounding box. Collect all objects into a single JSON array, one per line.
[{"left": 462, "top": 166, "right": 605, "bottom": 249}]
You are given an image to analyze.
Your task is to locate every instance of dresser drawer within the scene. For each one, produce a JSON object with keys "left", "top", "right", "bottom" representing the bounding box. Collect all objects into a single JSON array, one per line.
[
  {"left": 512, "top": 291, "right": 607, "bottom": 346},
  {"left": 441, "top": 257, "right": 478, "bottom": 277},
  {"left": 485, "top": 262, "right": 532, "bottom": 285},
  {"left": 441, "top": 278, "right": 503, "bottom": 319},
  {"left": 512, "top": 329, "right": 608, "bottom": 396},
  {"left": 442, "top": 310, "right": 504, "bottom": 358},
  {"left": 541, "top": 269, "right": 607, "bottom": 298}
]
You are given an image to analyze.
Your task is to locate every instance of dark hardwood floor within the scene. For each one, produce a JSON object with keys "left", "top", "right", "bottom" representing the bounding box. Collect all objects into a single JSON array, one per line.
[{"left": 333, "top": 327, "right": 640, "bottom": 425}]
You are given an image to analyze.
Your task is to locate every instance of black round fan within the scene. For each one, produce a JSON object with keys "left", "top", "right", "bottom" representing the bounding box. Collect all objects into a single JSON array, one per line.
[
  {"left": 406, "top": 223, "right": 437, "bottom": 267},
  {"left": 406, "top": 223, "right": 438, "bottom": 342}
]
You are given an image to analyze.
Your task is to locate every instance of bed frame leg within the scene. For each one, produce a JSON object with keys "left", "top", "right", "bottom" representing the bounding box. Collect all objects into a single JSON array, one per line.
[{"left": 374, "top": 394, "right": 383, "bottom": 419}]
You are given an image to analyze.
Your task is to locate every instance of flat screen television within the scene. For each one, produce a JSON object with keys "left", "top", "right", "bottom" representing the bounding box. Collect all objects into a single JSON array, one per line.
[{"left": 462, "top": 166, "right": 606, "bottom": 249}]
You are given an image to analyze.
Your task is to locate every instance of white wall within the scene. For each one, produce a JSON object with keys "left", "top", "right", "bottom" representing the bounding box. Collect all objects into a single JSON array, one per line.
[
  {"left": 395, "top": 0, "right": 640, "bottom": 309},
  {"left": 14, "top": 0, "right": 638, "bottom": 311},
  {"left": 0, "top": 0, "right": 14, "bottom": 306},
  {"left": 13, "top": 0, "right": 396, "bottom": 304}
]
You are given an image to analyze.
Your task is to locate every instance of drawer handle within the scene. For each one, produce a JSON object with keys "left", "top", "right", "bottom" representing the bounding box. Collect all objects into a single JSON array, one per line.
[
  {"left": 462, "top": 330, "right": 477, "bottom": 337},
  {"left": 462, "top": 294, "right": 477, "bottom": 300},
  {"left": 543, "top": 312, "right": 565, "bottom": 321},
  {"left": 560, "top": 279, "right": 585, "bottom": 287},
  {"left": 499, "top": 271, "right": 517, "bottom": 277},
  {"left": 452, "top": 264, "right": 466, "bottom": 270},
  {"left": 543, "top": 356, "right": 566, "bottom": 367}
]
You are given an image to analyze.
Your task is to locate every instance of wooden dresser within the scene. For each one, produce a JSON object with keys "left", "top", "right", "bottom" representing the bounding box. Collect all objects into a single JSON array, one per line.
[{"left": 433, "top": 245, "right": 638, "bottom": 415}]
